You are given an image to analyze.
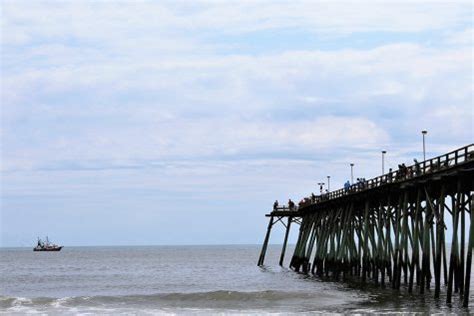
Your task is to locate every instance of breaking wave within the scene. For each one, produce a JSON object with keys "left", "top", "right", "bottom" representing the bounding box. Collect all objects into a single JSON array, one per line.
[{"left": 1, "top": 290, "right": 351, "bottom": 314}]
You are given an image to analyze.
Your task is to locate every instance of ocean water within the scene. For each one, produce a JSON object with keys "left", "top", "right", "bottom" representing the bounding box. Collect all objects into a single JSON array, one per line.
[{"left": 0, "top": 245, "right": 472, "bottom": 314}]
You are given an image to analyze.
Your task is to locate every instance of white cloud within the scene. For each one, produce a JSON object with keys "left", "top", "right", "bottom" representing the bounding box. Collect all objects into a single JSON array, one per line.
[
  {"left": 1, "top": 1, "right": 472, "bottom": 48},
  {"left": 0, "top": 114, "right": 388, "bottom": 172},
  {"left": 444, "top": 28, "right": 473, "bottom": 46},
  {"left": 3, "top": 43, "right": 471, "bottom": 115},
  {"left": 2, "top": 41, "right": 472, "bottom": 175}
]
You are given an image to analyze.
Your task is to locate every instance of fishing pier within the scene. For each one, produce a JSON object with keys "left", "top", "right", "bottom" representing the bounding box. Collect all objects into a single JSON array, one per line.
[{"left": 258, "top": 144, "right": 474, "bottom": 307}]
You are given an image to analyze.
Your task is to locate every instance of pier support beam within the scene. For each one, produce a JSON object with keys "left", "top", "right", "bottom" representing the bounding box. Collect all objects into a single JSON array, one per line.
[
  {"left": 462, "top": 195, "right": 473, "bottom": 307},
  {"left": 258, "top": 216, "right": 274, "bottom": 266},
  {"left": 279, "top": 217, "right": 292, "bottom": 266},
  {"left": 447, "top": 186, "right": 461, "bottom": 304}
]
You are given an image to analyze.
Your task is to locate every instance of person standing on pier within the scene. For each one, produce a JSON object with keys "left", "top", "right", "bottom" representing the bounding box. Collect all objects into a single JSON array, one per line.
[
  {"left": 344, "top": 180, "right": 350, "bottom": 192},
  {"left": 413, "top": 159, "right": 421, "bottom": 176},
  {"left": 288, "top": 199, "right": 295, "bottom": 211},
  {"left": 273, "top": 200, "right": 279, "bottom": 211}
]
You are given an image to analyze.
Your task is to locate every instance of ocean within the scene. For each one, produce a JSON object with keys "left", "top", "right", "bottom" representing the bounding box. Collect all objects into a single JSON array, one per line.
[{"left": 0, "top": 245, "right": 472, "bottom": 314}]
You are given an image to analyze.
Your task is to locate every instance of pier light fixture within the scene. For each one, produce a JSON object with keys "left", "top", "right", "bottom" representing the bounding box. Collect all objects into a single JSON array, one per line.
[
  {"left": 350, "top": 163, "right": 354, "bottom": 184},
  {"left": 422, "top": 130, "right": 428, "bottom": 161},
  {"left": 382, "top": 150, "right": 387, "bottom": 174},
  {"left": 327, "top": 176, "right": 331, "bottom": 191}
]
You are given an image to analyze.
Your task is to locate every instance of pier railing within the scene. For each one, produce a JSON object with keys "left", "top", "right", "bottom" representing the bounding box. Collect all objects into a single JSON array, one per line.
[
  {"left": 307, "top": 143, "right": 474, "bottom": 206},
  {"left": 272, "top": 144, "right": 474, "bottom": 212}
]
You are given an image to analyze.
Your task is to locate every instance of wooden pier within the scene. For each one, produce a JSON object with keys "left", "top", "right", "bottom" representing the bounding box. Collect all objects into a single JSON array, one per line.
[{"left": 258, "top": 144, "right": 474, "bottom": 307}]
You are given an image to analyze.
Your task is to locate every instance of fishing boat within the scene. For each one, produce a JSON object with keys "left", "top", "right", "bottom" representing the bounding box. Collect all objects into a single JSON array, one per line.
[{"left": 33, "top": 237, "right": 63, "bottom": 251}]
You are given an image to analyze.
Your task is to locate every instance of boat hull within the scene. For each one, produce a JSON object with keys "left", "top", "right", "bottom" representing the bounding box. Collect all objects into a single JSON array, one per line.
[{"left": 33, "top": 246, "right": 63, "bottom": 251}]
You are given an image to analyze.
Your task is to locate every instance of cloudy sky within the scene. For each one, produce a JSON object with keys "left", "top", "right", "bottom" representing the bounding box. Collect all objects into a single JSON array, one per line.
[{"left": 1, "top": 1, "right": 472, "bottom": 246}]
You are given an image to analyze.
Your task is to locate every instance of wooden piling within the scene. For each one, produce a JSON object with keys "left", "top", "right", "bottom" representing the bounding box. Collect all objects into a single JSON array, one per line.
[
  {"left": 258, "top": 216, "right": 274, "bottom": 266},
  {"left": 447, "top": 186, "right": 461, "bottom": 304},
  {"left": 460, "top": 193, "right": 465, "bottom": 296},
  {"left": 279, "top": 217, "right": 292, "bottom": 266},
  {"left": 462, "top": 195, "right": 473, "bottom": 307}
]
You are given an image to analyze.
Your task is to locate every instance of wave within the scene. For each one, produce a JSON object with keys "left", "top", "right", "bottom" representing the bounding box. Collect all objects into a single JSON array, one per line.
[{"left": 1, "top": 290, "right": 348, "bottom": 312}]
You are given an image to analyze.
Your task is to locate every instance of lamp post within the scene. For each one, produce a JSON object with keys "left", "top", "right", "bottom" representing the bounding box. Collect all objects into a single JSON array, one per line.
[
  {"left": 422, "top": 130, "right": 427, "bottom": 161},
  {"left": 382, "top": 150, "right": 387, "bottom": 174},
  {"left": 327, "top": 176, "right": 331, "bottom": 191},
  {"left": 350, "top": 163, "right": 354, "bottom": 184}
]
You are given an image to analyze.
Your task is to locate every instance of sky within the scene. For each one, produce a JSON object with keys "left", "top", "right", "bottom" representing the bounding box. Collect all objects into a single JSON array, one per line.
[{"left": 1, "top": 1, "right": 473, "bottom": 247}]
